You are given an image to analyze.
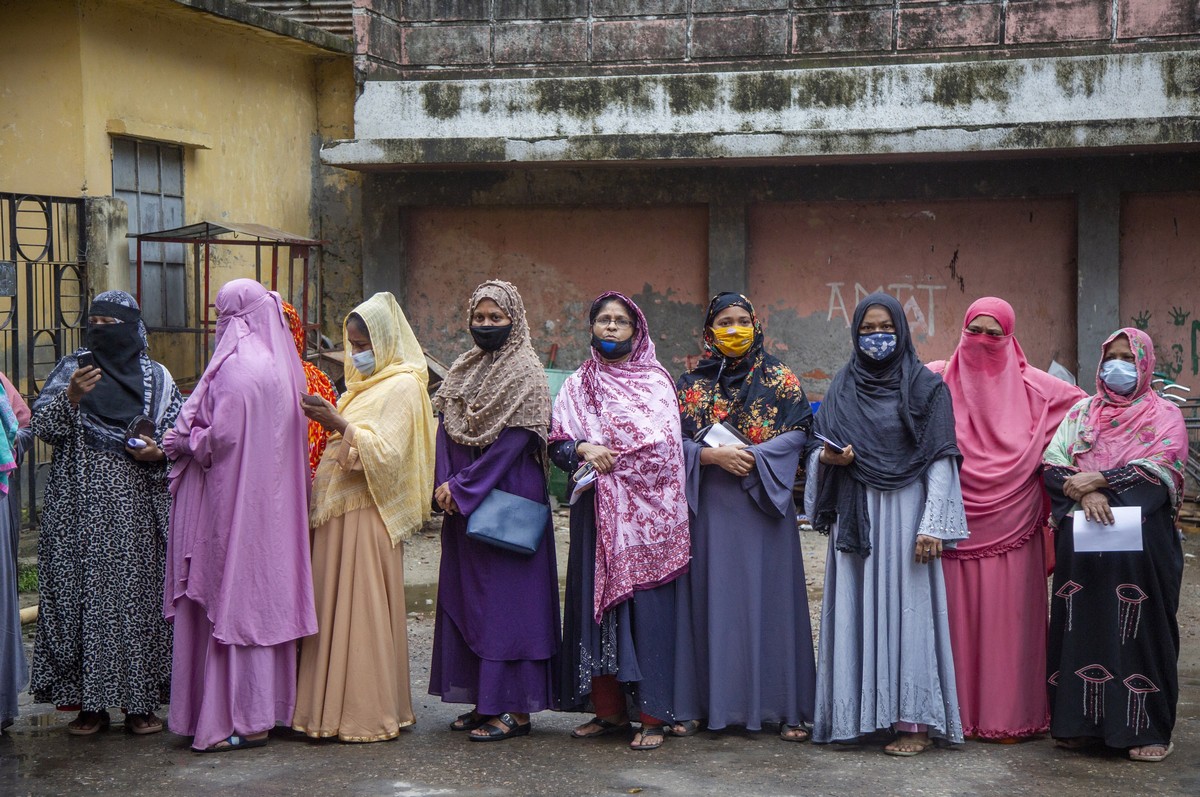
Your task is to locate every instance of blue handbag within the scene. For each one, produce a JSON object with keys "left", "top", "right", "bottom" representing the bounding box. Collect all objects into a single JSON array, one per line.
[{"left": 465, "top": 489, "right": 550, "bottom": 556}]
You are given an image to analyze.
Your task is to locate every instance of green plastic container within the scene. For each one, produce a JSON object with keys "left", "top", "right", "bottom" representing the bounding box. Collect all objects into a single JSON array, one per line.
[{"left": 545, "top": 368, "right": 575, "bottom": 502}]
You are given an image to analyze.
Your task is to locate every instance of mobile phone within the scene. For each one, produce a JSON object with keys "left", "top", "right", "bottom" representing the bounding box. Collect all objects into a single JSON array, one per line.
[
  {"left": 814, "top": 432, "right": 845, "bottom": 451},
  {"left": 76, "top": 350, "right": 95, "bottom": 369},
  {"left": 301, "top": 393, "right": 324, "bottom": 406},
  {"left": 126, "top": 415, "right": 156, "bottom": 440}
]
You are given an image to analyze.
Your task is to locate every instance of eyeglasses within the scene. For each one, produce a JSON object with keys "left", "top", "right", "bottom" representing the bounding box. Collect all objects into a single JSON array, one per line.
[{"left": 593, "top": 316, "right": 633, "bottom": 329}]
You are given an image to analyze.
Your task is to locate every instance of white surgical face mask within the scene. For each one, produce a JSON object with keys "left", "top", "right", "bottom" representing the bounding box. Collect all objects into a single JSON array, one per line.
[
  {"left": 351, "top": 349, "right": 376, "bottom": 376},
  {"left": 1099, "top": 359, "right": 1138, "bottom": 396}
]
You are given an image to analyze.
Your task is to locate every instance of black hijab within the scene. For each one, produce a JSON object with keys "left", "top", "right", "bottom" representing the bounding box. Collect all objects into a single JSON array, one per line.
[
  {"left": 80, "top": 298, "right": 147, "bottom": 430},
  {"left": 677, "top": 292, "right": 812, "bottom": 443},
  {"left": 811, "top": 292, "right": 959, "bottom": 557}
]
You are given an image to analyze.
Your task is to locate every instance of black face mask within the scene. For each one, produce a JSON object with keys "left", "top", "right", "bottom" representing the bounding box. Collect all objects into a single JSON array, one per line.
[
  {"left": 470, "top": 324, "right": 512, "bottom": 352},
  {"left": 590, "top": 333, "right": 634, "bottom": 360},
  {"left": 87, "top": 322, "right": 143, "bottom": 359}
]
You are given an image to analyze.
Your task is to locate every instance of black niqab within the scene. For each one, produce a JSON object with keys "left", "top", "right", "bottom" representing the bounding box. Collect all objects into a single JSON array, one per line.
[{"left": 81, "top": 299, "right": 146, "bottom": 430}]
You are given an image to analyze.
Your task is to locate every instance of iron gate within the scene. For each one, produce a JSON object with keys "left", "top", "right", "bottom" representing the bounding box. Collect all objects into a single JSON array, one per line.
[{"left": 0, "top": 193, "right": 88, "bottom": 529}]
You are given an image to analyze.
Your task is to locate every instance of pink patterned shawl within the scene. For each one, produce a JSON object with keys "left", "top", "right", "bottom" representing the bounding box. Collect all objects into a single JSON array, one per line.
[
  {"left": 1068, "top": 328, "right": 1188, "bottom": 501},
  {"left": 928, "top": 298, "right": 1085, "bottom": 558},
  {"left": 550, "top": 291, "right": 690, "bottom": 623}
]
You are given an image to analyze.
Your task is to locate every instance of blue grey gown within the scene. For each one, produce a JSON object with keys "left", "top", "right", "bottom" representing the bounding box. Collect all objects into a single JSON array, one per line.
[
  {"left": 673, "top": 431, "right": 816, "bottom": 730},
  {"left": 1, "top": 428, "right": 31, "bottom": 730},
  {"left": 805, "top": 451, "right": 968, "bottom": 743}
]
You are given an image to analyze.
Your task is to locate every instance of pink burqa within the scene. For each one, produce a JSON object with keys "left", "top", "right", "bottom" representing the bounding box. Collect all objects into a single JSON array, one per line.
[
  {"left": 928, "top": 297, "right": 1085, "bottom": 739},
  {"left": 163, "top": 279, "right": 315, "bottom": 748},
  {"left": 549, "top": 292, "right": 690, "bottom": 624}
]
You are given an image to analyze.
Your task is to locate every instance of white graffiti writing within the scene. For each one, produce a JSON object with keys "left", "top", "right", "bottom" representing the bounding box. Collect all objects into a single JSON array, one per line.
[{"left": 827, "top": 282, "right": 948, "bottom": 336}]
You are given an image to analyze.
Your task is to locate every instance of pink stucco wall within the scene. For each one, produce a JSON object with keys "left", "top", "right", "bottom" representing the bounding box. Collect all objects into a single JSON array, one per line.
[
  {"left": 1119, "top": 192, "right": 1200, "bottom": 390},
  {"left": 746, "top": 198, "right": 1079, "bottom": 396},
  {"left": 405, "top": 205, "right": 709, "bottom": 372}
]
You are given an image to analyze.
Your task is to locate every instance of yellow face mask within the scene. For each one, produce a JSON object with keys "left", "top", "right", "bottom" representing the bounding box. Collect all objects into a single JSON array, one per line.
[{"left": 712, "top": 325, "right": 754, "bottom": 358}]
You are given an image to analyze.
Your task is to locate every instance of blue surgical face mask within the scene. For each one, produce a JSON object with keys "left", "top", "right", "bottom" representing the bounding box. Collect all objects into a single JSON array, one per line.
[
  {"left": 351, "top": 349, "right": 376, "bottom": 376},
  {"left": 1100, "top": 359, "right": 1138, "bottom": 396},
  {"left": 858, "top": 332, "right": 898, "bottom": 361}
]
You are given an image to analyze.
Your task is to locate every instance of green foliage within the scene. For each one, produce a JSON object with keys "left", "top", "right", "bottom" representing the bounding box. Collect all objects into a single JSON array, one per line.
[{"left": 16, "top": 561, "right": 36, "bottom": 593}]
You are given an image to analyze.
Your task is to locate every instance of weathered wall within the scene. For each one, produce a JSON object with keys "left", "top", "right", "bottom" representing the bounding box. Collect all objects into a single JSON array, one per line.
[
  {"left": 1119, "top": 192, "right": 1200, "bottom": 390},
  {"left": 370, "top": 0, "right": 1199, "bottom": 77},
  {"left": 747, "top": 198, "right": 1079, "bottom": 396},
  {"left": 404, "top": 205, "right": 709, "bottom": 371}
]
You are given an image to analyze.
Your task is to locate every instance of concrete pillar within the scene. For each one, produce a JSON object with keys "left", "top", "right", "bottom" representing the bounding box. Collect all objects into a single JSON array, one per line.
[
  {"left": 1076, "top": 182, "right": 1122, "bottom": 381},
  {"left": 360, "top": 175, "right": 406, "bottom": 302},
  {"left": 708, "top": 197, "right": 747, "bottom": 297},
  {"left": 84, "top": 196, "right": 132, "bottom": 297}
]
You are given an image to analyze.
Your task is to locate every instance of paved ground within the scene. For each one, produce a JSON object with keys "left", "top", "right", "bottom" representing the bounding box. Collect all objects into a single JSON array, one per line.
[{"left": 3, "top": 515, "right": 1199, "bottom": 796}]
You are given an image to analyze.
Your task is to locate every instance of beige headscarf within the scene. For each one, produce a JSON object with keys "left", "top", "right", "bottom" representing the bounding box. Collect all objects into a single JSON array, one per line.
[
  {"left": 309, "top": 292, "right": 436, "bottom": 546},
  {"left": 433, "top": 280, "right": 551, "bottom": 448}
]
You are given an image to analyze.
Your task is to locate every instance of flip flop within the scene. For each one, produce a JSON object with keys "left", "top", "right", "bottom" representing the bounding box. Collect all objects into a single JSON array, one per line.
[
  {"left": 571, "top": 716, "right": 631, "bottom": 739},
  {"left": 194, "top": 734, "right": 269, "bottom": 753},
  {"left": 883, "top": 737, "right": 934, "bottom": 757},
  {"left": 124, "top": 713, "right": 163, "bottom": 735},
  {"left": 467, "top": 713, "right": 531, "bottom": 742},
  {"left": 780, "top": 725, "right": 811, "bottom": 743},
  {"left": 630, "top": 725, "right": 666, "bottom": 751},
  {"left": 1129, "top": 742, "right": 1173, "bottom": 762},
  {"left": 666, "top": 720, "right": 702, "bottom": 738},
  {"left": 66, "top": 710, "right": 110, "bottom": 736},
  {"left": 449, "top": 711, "right": 489, "bottom": 732}
]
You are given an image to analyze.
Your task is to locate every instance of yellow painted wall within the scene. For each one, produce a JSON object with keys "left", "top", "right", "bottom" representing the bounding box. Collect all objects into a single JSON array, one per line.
[{"left": 0, "top": 0, "right": 355, "bottom": 384}]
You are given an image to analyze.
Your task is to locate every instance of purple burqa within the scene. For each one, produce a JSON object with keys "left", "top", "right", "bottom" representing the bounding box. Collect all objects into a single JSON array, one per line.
[
  {"left": 163, "top": 279, "right": 315, "bottom": 749},
  {"left": 428, "top": 423, "right": 559, "bottom": 714}
]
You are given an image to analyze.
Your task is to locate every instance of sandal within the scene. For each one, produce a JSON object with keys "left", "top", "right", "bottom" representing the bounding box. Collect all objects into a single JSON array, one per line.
[
  {"left": 571, "top": 716, "right": 630, "bottom": 739},
  {"left": 449, "top": 711, "right": 489, "bottom": 732},
  {"left": 1129, "top": 742, "right": 1173, "bottom": 762},
  {"left": 883, "top": 735, "right": 934, "bottom": 757},
  {"left": 194, "top": 734, "right": 269, "bottom": 753},
  {"left": 124, "top": 712, "right": 163, "bottom": 735},
  {"left": 630, "top": 725, "right": 666, "bottom": 751},
  {"left": 666, "top": 719, "right": 702, "bottom": 738},
  {"left": 66, "top": 710, "right": 110, "bottom": 736},
  {"left": 467, "top": 713, "right": 531, "bottom": 742},
  {"left": 780, "top": 725, "right": 811, "bottom": 743}
]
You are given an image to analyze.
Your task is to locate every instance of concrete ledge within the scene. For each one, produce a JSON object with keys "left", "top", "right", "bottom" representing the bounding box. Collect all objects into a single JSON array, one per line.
[
  {"left": 106, "top": 119, "right": 213, "bottom": 150},
  {"left": 328, "top": 49, "right": 1200, "bottom": 168},
  {"left": 323, "top": 117, "right": 1200, "bottom": 169},
  {"left": 169, "top": 0, "right": 353, "bottom": 54}
]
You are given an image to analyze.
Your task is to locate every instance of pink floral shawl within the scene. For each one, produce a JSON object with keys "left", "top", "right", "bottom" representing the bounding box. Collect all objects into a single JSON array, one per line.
[
  {"left": 550, "top": 292, "right": 690, "bottom": 623},
  {"left": 1044, "top": 328, "right": 1188, "bottom": 508}
]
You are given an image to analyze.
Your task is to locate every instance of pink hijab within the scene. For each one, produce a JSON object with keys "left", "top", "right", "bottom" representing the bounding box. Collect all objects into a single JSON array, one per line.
[
  {"left": 929, "top": 297, "right": 1085, "bottom": 558},
  {"left": 550, "top": 292, "right": 690, "bottom": 623},
  {"left": 1071, "top": 328, "right": 1188, "bottom": 498},
  {"left": 163, "top": 279, "right": 316, "bottom": 647}
]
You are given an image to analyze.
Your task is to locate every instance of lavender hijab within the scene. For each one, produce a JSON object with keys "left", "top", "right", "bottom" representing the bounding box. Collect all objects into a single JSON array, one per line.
[{"left": 163, "top": 279, "right": 316, "bottom": 647}]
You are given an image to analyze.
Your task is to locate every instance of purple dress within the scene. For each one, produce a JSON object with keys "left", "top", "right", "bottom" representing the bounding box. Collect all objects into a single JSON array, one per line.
[{"left": 429, "top": 423, "right": 559, "bottom": 714}]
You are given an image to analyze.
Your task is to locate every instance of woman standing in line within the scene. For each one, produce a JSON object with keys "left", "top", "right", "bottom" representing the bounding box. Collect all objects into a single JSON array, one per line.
[
  {"left": 550, "top": 291, "right": 691, "bottom": 752},
  {"left": 31, "top": 291, "right": 181, "bottom": 736},
  {"left": 1043, "top": 329, "right": 1187, "bottom": 763},
  {"left": 429, "top": 279, "right": 559, "bottom": 742},
  {"left": 0, "top": 371, "right": 31, "bottom": 733},
  {"left": 672, "top": 292, "right": 816, "bottom": 742},
  {"left": 293, "top": 293, "right": 436, "bottom": 742},
  {"left": 928, "top": 297, "right": 1085, "bottom": 741},
  {"left": 164, "top": 279, "right": 315, "bottom": 753},
  {"left": 805, "top": 293, "right": 967, "bottom": 756}
]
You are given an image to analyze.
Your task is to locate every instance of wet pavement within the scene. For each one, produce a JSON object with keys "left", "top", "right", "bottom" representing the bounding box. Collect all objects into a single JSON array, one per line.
[{"left": 3, "top": 525, "right": 1198, "bottom": 796}]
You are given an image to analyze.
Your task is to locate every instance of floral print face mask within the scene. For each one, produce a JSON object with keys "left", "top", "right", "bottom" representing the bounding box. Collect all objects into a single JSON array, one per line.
[{"left": 857, "top": 332, "right": 897, "bottom": 361}]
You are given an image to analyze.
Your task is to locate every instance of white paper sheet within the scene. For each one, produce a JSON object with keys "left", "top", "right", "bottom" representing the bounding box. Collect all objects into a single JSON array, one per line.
[
  {"left": 700, "top": 423, "right": 745, "bottom": 448},
  {"left": 569, "top": 467, "right": 597, "bottom": 506},
  {"left": 1072, "top": 506, "right": 1143, "bottom": 552}
]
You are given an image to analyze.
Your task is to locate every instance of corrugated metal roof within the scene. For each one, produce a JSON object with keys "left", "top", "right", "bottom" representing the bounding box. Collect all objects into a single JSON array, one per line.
[
  {"left": 243, "top": 0, "right": 353, "bottom": 37},
  {"left": 128, "top": 221, "right": 322, "bottom": 245}
]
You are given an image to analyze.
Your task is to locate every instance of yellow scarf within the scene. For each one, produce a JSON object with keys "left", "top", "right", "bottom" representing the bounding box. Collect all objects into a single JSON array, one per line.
[{"left": 309, "top": 292, "right": 436, "bottom": 546}]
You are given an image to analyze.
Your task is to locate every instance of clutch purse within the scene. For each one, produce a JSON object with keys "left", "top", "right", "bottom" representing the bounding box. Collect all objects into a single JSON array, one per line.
[{"left": 465, "top": 489, "right": 550, "bottom": 555}]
